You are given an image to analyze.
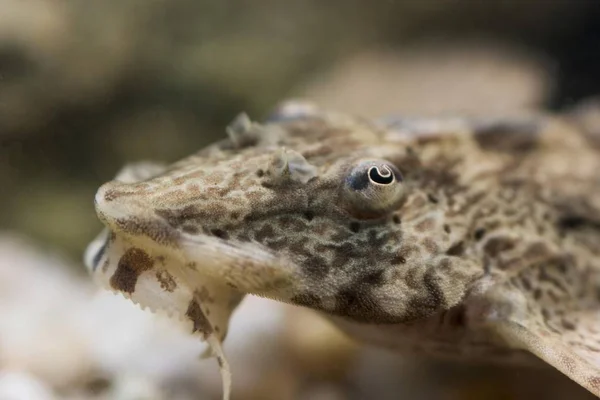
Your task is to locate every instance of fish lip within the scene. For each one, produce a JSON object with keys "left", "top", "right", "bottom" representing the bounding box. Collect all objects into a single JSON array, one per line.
[{"left": 84, "top": 228, "right": 110, "bottom": 273}]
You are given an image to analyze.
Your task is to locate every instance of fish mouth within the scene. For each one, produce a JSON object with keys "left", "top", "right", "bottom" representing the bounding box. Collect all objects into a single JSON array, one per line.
[
  {"left": 86, "top": 211, "right": 297, "bottom": 300},
  {"left": 84, "top": 228, "right": 110, "bottom": 273},
  {"left": 91, "top": 179, "right": 299, "bottom": 301}
]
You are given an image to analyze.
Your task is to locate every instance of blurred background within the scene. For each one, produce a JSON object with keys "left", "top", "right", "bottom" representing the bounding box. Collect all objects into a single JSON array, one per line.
[{"left": 1, "top": 1, "right": 599, "bottom": 399}]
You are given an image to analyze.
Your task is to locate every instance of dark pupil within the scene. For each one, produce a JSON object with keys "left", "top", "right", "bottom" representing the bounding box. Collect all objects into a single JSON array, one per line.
[{"left": 368, "top": 166, "right": 394, "bottom": 185}]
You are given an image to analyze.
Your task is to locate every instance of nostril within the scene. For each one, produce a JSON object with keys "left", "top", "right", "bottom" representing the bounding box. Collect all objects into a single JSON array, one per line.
[
  {"left": 95, "top": 181, "right": 122, "bottom": 204},
  {"left": 94, "top": 182, "right": 111, "bottom": 206}
]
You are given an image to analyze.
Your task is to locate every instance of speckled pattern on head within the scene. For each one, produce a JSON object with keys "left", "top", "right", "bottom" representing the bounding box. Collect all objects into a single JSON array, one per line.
[{"left": 85, "top": 101, "right": 600, "bottom": 399}]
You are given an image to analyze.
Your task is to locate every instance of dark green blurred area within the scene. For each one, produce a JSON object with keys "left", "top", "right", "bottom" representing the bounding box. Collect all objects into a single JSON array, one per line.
[{"left": 1, "top": 0, "right": 599, "bottom": 263}]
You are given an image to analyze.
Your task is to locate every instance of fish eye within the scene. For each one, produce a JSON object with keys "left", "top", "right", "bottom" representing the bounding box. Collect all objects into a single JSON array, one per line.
[
  {"left": 343, "top": 159, "right": 405, "bottom": 217},
  {"left": 368, "top": 165, "right": 395, "bottom": 185}
]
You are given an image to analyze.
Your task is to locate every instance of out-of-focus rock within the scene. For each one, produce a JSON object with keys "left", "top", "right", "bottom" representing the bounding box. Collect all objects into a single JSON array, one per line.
[
  {"left": 0, "top": 235, "right": 94, "bottom": 389},
  {"left": 0, "top": 372, "right": 57, "bottom": 400},
  {"left": 298, "top": 383, "right": 346, "bottom": 400},
  {"left": 297, "top": 42, "right": 553, "bottom": 118},
  {"left": 346, "top": 348, "right": 433, "bottom": 400},
  {"left": 199, "top": 297, "right": 299, "bottom": 400},
  {"left": 0, "top": 0, "right": 370, "bottom": 140},
  {"left": 0, "top": 0, "right": 136, "bottom": 136},
  {"left": 565, "top": 96, "right": 600, "bottom": 148},
  {"left": 0, "top": 234, "right": 298, "bottom": 399},
  {"left": 284, "top": 307, "right": 359, "bottom": 381}
]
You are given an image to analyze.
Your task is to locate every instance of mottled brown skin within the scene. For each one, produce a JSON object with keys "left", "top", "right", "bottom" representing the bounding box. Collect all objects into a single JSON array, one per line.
[
  {"left": 87, "top": 103, "right": 600, "bottom": 397},
  {"left": 109, "top": 247, "right": 154, "bottom": 293}
]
